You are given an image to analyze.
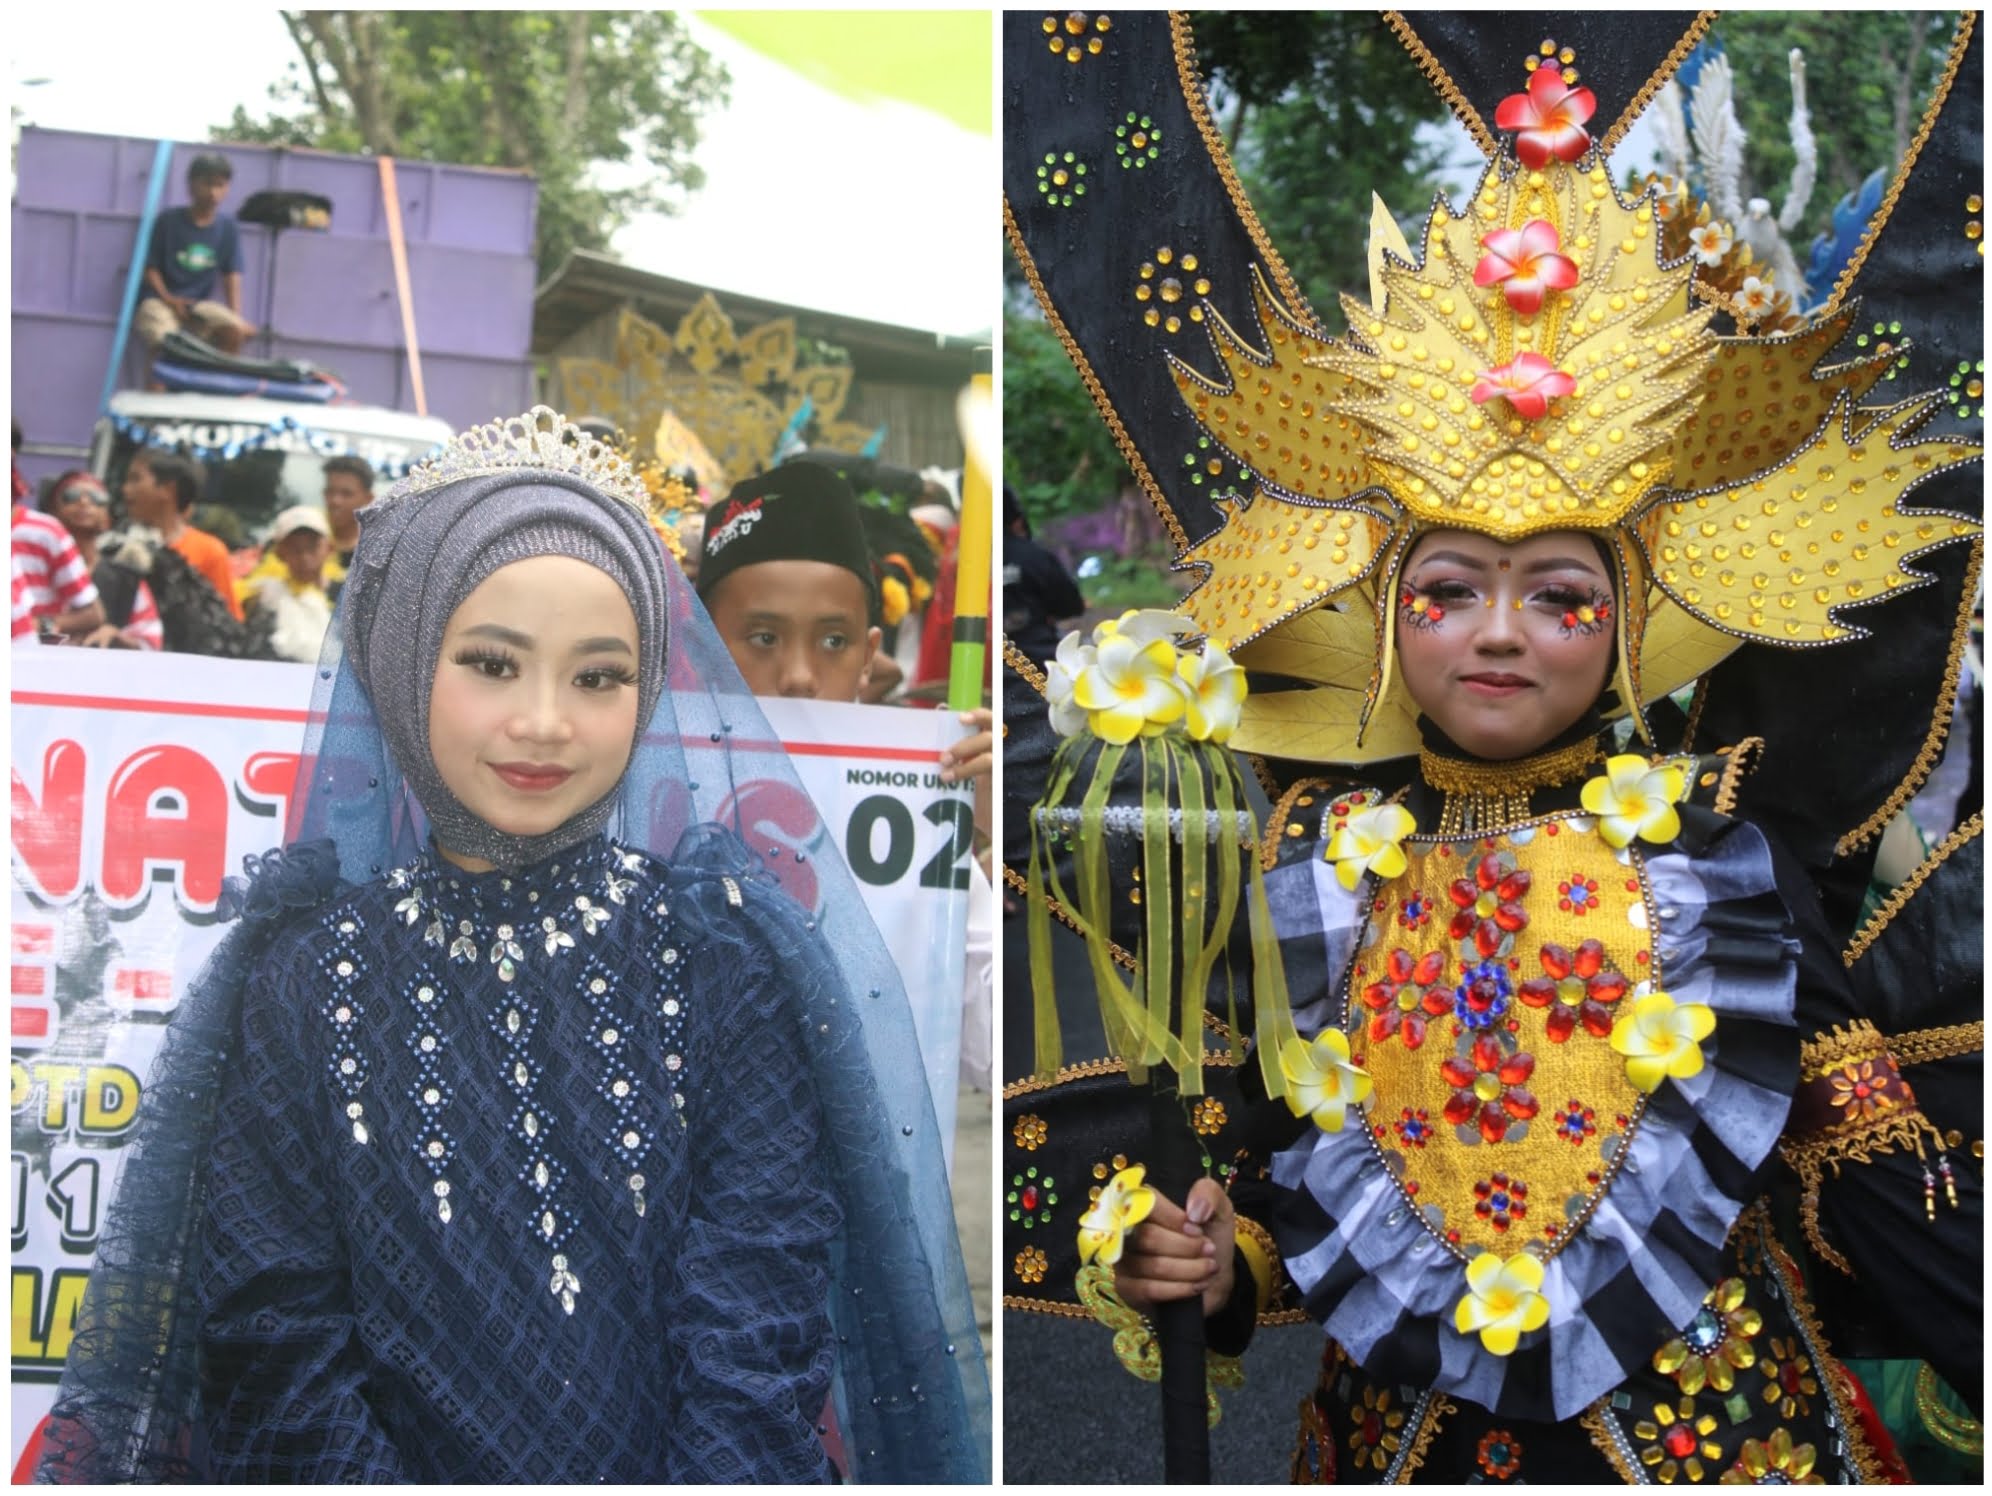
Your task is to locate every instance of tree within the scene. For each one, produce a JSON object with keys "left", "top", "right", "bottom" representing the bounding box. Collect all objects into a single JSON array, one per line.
[
  {"left": 1699, "top": 12, "right": 1952, "bottom": 247},
  {"left": 1005, "top": 13, "right": 1454, "bottom": 543},
  {"left": 1192, "top": 12, "right": 1453, "bottom": 328},
  {"left": 217, "top": 11, "right": 729, "bottom": 279}
]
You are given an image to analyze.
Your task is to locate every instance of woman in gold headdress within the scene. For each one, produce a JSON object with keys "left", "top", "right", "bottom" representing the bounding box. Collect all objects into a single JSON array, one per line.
[{"left": 1007, "top": 14, "right": 1981, "bottom": 1482}]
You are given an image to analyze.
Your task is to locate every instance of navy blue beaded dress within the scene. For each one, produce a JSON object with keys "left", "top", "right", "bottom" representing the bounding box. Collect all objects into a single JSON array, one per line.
[
  {"left": 36, "top": 443, "right": 988, "bottom": 1485},
  {"left": 199, "top": 836, "right": 838, "bottom": 1482}
]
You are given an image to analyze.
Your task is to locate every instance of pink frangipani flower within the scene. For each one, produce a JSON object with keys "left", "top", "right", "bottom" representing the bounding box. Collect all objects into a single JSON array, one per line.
[
  {"left": 1468, "top": 352, "right": 1577, "bottom": 421},
  {"left": 1474, "top": 219, "right": 1580, "bottom": 315},
  {"left": 1493, "top": 67, "right": 1598, "bottom": 168}
]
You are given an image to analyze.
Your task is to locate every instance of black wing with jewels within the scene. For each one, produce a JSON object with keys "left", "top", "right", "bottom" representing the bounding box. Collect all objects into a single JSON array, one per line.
[{"left": 1003, "top": 9, "right": 1715, "bottom": 553}]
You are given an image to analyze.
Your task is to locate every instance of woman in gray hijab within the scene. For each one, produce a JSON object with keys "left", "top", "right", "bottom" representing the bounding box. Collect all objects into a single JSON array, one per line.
[{"left": 37, "top": 409, "right": 989, "bottom": 1485}]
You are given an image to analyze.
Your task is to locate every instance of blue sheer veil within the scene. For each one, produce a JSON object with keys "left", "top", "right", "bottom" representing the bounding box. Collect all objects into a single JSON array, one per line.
[{"left": 37, "top": 471, "right": 989, "bottom": 1482}]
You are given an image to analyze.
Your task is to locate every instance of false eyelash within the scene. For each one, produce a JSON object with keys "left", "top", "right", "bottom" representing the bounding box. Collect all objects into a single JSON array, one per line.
[
  {"left": 454, "top": 646, "right": 518, "bottom": 675},
  {"left": 1557, "top": 589, "right": 1614, "bottom": 637},
  {"left": 1399, "top": 584, "right": 1448, "bottom": 631},
  {"left": 580, "top": 665, "right": 640, "bottom": 688}
]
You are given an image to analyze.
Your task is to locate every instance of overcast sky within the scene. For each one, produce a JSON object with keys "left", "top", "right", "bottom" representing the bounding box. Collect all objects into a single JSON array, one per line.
[{"left": 9, "top": 10, "right": 993, "bottom": 337}]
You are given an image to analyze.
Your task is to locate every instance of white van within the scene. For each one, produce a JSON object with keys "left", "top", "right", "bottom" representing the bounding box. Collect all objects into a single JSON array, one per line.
[{"left": 89, "top": 392, "right": 453, "bottom": 545}]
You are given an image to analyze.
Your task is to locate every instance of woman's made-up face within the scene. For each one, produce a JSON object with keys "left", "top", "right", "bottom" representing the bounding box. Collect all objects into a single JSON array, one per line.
[
  {"left": 1394, "top": 529, "right": 1616, "bottom": 761},
  {"left": 428, "top": 556, "right": 641, "bottom": 867}
]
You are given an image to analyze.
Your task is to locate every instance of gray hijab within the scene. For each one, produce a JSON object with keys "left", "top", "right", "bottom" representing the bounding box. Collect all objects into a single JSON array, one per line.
[{"left": 340, "top": 470, "right": 669, "bottom": 870}]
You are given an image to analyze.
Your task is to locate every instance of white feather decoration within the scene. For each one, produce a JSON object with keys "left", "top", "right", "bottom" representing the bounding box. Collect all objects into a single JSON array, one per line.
[
  {"left": 1651, "top": 80, "right": 1693, "bottom": 184},
  {"left": 1779, "top": 48, "right": 1817, "bottom": 234},
  {"left": 1689, "top": 53, "right": 1747, "bottom": 224}
]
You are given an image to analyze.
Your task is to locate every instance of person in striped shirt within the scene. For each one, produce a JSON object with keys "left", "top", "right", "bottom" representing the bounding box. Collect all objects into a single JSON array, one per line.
[
  {"left": 12, "top": 487, "right": 105, "bottom": 641},
  {"left": 44, "top": 471, "right": 164, "bottom": 650}
]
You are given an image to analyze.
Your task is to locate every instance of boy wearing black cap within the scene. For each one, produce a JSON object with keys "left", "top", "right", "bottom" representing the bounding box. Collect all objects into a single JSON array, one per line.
[{"left": 699, "top": 463, "right": 883, "bottom": 701}]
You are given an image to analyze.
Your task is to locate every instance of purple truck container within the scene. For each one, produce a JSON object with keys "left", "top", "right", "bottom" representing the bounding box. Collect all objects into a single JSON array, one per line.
[{"left": 12, "top": 128, "right": 539, "bottom": 486}]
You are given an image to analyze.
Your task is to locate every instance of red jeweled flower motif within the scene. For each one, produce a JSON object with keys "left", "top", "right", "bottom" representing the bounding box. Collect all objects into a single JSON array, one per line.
[
  {"left": 1448, "top": 849, "right": 1531, "bottom": 958},
  {"left": 1440, "top": 1033, "right": 1539, "bottom": 1143},
  {"left": 1472, "top": 1171, "right": 1530, "bottom": 1231},
  {"left": 1394, "top": 1106, "right": 1434, "bottom": 1148},
  {"left": 1557, "top": 872, "right": 1600, "bottom": 914},
  {"left": 1361, "top": 947, "right": 1451, "bottom": 1050},
  {"left": 1469, "top": 351, "right": 1577, "bottom": 422},
  {"left": 1517, "top": 939, "right": 1629, "bottom": 1042},
  {"left": 1493, "top": 65, "right": 1598, "bottom": 168},
  {"left": 1476, "top": 1428, "right": 1524, "bottom": 1480},
  {"left": 1555, "top": 1099, "right": 1598, "bottom": 1144},
  {"left": 1473, "top": 219, "right": 1580, "bottom": 316},
  {"left": 1398, "top": 891, "right": 1434, "bottom": 932}
]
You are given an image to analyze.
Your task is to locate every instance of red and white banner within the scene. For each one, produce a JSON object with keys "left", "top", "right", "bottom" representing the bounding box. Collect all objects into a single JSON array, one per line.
[{"left": 8, "top": 648, "right": 972, "bottom": 1474}]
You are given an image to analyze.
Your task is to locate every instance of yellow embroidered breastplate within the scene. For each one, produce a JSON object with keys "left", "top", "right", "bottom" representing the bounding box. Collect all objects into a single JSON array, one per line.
[{"left": 1345, "top": 815, "right": 1657, "bottom": 1258}]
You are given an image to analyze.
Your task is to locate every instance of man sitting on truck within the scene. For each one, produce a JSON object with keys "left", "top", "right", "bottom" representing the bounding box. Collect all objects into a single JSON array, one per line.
[
  {"left": 120, "top": 450, "right": 244, "bottom": 621},
  {"left": 133, "top": 154, "right": 257, "bottom": 356}
]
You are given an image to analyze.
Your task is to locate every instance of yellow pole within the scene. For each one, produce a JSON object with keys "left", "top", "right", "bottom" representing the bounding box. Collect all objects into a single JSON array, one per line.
[{"left": 947, "top": 362, "right": 993, "bottom": 710}]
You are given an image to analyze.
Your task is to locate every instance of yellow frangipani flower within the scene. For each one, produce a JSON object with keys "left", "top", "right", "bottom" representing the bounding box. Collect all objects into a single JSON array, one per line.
[
  {"left": 1076, "top": 1164, "right": 1158, "bottom": 1267},
  {"left": 1321, "top": 803, "right": 1418, "bottom": 892},
  {"left": 1279, "top": 1028, "right": 1373, "bottom": 1133},
  {"left": 1453, "top": 1250, "right": 1552, "bottom": 1356},
  {"left": 1071, "top": 630, "right": 1187, "bottom": 744},
  {"left": 1610, "top": 990, "right": 1717, "bottom": 1093},
  {"left": 1580, "top": 755, "right": 1687, "bottom": 849}
]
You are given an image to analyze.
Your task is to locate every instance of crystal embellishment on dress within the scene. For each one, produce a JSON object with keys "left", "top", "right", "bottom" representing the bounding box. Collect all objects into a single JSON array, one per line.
[
  {"left": 549, "top": 1252, "right": 581, "bottom": 1315},
  {"left": 327, "top": 840, "right": 687, "bottom": 1310}
]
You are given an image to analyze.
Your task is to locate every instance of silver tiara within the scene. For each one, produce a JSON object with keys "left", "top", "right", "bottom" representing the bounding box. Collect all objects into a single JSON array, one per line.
[{"left": 379, "top": 407, "right": 651, "bottom": 514}]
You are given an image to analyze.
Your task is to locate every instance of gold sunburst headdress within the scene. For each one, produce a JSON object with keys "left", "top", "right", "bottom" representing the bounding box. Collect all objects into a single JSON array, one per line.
[{"left": 1165, "top": 56, "right": 1980, "bottom": 765}]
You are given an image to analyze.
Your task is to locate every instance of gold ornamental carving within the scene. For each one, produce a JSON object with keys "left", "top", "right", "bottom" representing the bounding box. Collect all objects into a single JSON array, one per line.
[{"left": 556, "top": 294, "right": 874, "bottom": 491}]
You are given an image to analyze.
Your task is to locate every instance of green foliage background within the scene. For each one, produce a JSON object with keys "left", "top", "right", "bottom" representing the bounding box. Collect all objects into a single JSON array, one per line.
[{"left": 216, "top": 11, "right": 729, "bottom": 281}]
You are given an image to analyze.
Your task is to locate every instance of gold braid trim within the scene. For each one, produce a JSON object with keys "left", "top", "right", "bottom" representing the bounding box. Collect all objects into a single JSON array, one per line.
[
  {"left": 1389, "top": 1390, "right": 1456, "bottom": 1485},
  {"left": 1232, "top": 1214, "right": 1282, "bottom": 1315},
  {"left": 1002, "top": 862, "right": 1140, "bottom": 973},
  {"left": 1420, "top": 734, "right": 1602, "bottom": 836},
  {"left": 1000, "top": 1043, "right": 1236, "bottom": 1100},
  {"left": 1169, "top": 12, "right": 1319, "bottom": 327},
  {"left": 1820, "top": 11, "right": 1978, "bottom": 317},
  {"left": 1783, "top": 1103, "right": 1939, "bottom": 1179},
  {"left": 1261, "top": 777, "right": 1341, "bottom": 870},
  {"left": 1599, "top": 13, "right": 1722, "bottom": 155},
  {"left": 1782, "top": 1105, "right": 1946, "bottom": 1276},
  {"left": 1891, "top": 1020, "right": 1984, "bottom": 1069},
  {"left": 1379, "top": 11, "right": 1495, "bottom": 157},
  {"left": 1796, "top": 1019, "right": 1893, "bottom": 1083},
  {"left": 1915, "top": 1362, "right": 1985, "bottom": 1457},
  {"left": 1783, "top": 1024, "right": 1951, "bottom": 1273},
  {"left": 1711, "top": 737, "right": 1763, "bottom": 817},
  {"left": 1751, "top": 1208, "right": 1890, "bottom": 1484},
  {"left": 1679, "top": 677, "right": 1709, "bottom": 755},
  {"left": 1003, "top": 636, "right": 1049, "bottom": 696},
  {"left": 1244, "top": 751, "right": 1283, "bottom": 802},
  {"left": 1844, "top": 812, "right": 1984, "bottom": 965},
  {"left": 1001, "top": 1292, "right": 1310, "bottom": 1329},
  {"left": 1831, "top": 497, "right": 1984, "bottom": 857},
  {"left": 1003, "top": 197, "right": 1191, "bottom": 554},
  {"left": 1003, "top": 1295, "right": 1098, "bottom": 1320},
  {"left": 1579, "top": 1399, "right": 1645, "bottom": 1483}
]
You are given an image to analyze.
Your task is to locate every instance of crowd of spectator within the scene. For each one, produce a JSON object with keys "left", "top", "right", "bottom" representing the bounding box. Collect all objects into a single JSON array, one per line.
[{"left": 11, "top": 416, "right": 371, "bottom": 662}]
